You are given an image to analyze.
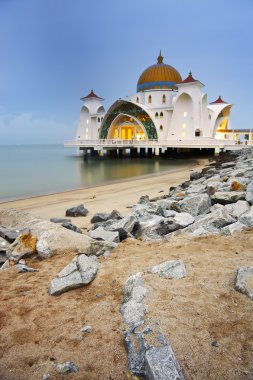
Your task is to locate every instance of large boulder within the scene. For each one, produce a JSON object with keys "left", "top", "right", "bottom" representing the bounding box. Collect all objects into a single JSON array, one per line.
[
  {"left": 148, "top": 260, "right": 187, "bottom": 279},
  {"left": 211, "top": 191, "right": 246, "bottom": 205},
  {"left": 48, "top": 254, "right": 98, "bottom": 296},
  {"left": 65, "top": 204, "right": 88, "bottom": 217},
  {"left": 0, "top": 209, "right": 92, "bottom": 256},
  {"left": 179, "top": 194, "right": 211, "bottom": 216},
  {"left": 235, "top": 267, "right": 253, "bottom": 300},
  {"left": 88, "top": 226, "right": 120, "bottom": 243},
  {"left": 186, "top": 207, "right": 236, "bottom": 234},
  {"left": 224, "top": 200, "right": 250, "bottom": 219},
  {"left": 239, "top": 207, "right": 253, "bottom": 227}
]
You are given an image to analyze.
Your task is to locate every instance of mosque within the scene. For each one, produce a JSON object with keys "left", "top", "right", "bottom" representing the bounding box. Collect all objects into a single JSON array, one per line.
[{"left": 66, "top": 52, "right": 250, "bottom": 156}]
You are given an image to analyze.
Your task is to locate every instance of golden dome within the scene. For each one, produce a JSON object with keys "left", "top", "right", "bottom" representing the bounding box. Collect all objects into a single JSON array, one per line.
[{"left": 137, "top": 51, "right": 182, "bottom": 92}]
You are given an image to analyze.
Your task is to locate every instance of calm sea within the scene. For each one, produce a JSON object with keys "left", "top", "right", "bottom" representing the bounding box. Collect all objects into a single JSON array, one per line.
[{"left": 0, "top": 144, "right": 193, "bottom": 201}]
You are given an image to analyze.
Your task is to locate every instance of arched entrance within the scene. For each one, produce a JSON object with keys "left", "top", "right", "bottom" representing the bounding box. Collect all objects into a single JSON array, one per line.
[
  {"left": 107, "top": 114, "right": 147, "bottom": 140},
  {"left": 99, "top": 99, "right": 158, "bottom": 140}
]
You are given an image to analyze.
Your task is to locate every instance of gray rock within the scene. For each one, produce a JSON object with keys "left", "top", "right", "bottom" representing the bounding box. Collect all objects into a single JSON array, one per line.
[
  {"left": 246, "top": 182, "right": 253, "bottom": 205},
  {"left": 50, "top": 218, "right": 71, "bottom": 223},
  {"left": 0, "top": 226, "right": 30, "bottom": 243},
  {"left": 36, "top": 239, "right": 53, "bottom": 259},
  {"left": 41, "top": 374, "right": 50, "bottom": 380},
  {"left": 109, "top": 209, "right": 123, "bottom": 220},
  {"left": 88, "top": 226, "right": 120, "bottom": 243},
  {"left": 145, "top": 345, "right": 184, "bottom": 380},
  {"left": 173, "top": 213, "right": 195, "bottom": 228},
  {"left": 16, "top": 264, "right": 39, "bottom": 273},
  {"left": 0, "top": 251, "right": 7, "bottom": 265},
  {"left": 109, "top": 214, "right": 138, "bottom": 235},
  {"left": 138, "top": 195, "right": 150, "bottom": 204},
  {"left": 239, "top": 207, "right": 253, "bottom": 227},
  {"left": 221, "top": 221, "right": 247, "bottom": 236},
  {"left": 235, "top": 267, "right": 253, "bottom": 300},
  {"left": 190, "top": 171, "right": 201, "bottom": 180},
  {"left": 86, "top": 240, "right": 118, "bottom": 257},
  {"left": 179, "top": 194, "right": 211, "bottom": 216},
  {"left": 221, "top": 161, "right": 236, "bottom": 168},
  {"left": 121, "top": 299, "right": 146, "bottom": 326},
  {"left": 186, "top": 208, "right": 236, "bottom": 234},
  {"left": 65, "top": 204, "right": 88, "bottom": 217},
  {"left": 186, "top": 184, "right": 206, "bottom": 195},
  {"left": 149, "top": 260, "right": 187, "bottom": 279},
  {"left": 56, "top": 361, "right": 79, "bottom": 374},
  {"left": 224, "top": 200, "right": 250, "bottom": 219},
  {"left": 211, "top": 191, "right": 246, "bottom": 205},
  {"left": 90, "top": 212, "right": 110, "bottom": 224},
  {"left": 121, "top": 273, "right": 147, "bottom": 326},
  {"left": 61, "top": 221, "right": 82, "bottom": 234},
  {"left": 1, "top": 260, "right": 10, "bottom": 270},
  {"left": 48, "top": 254, "right": 98, "bottom": 296}
]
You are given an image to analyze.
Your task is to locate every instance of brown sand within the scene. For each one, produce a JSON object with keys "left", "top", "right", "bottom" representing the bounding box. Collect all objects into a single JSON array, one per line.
[{"left": 0, "top": 159, "right": 253, "bottom": 379}]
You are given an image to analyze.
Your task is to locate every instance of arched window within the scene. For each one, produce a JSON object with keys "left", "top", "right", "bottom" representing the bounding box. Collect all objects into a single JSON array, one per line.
[
  {"left": 136, "top": 97, "right": 139, "bottom": 103},
  {"left": 160, "top": 112, "right": 163, "bottom": 117},
  {"left": 148, "top": 95, "right": 152, "bottom": 103},
  {"left": 98, "top": 117, "right": 100, "bottom": 122},
  {"left": 195, "top": 129, "right": 201, "bottom": 137},
  {"left": 160, "top": 125, "right": 163, "bottom": 131},
  {"left": 162, "top": 94, "right": 166, "bottom": 103},
  {"left": 155, "top": 112, "right": 158, "bottom": 117}
]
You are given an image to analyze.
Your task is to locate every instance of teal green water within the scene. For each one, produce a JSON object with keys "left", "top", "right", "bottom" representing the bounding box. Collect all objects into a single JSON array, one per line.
[{"left": 0, "top": 145, "right": 193, "bottom": 201}]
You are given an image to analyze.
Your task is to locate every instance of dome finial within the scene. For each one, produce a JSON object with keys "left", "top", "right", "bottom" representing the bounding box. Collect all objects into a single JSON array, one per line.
[{"left": 157, "top": 50, "right": 163, "bottom": 64}]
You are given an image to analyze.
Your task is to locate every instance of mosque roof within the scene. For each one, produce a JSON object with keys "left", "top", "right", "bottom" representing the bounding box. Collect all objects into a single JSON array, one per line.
[
  {"left": 81, "top": 90, "right": 104, "bottom": 101},
  {"left": 137, "top": 51, "right": 182, "bottom": 92},
  {"left": 210, "top": 96, "right": 228, "bottom": 105}
]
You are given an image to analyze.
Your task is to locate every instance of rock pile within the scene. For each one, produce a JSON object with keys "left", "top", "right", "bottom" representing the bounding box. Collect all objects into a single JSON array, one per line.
[
  {"left": 86, "top": 148, "right": 253, "bottom": 243},
  {"left": 121, "top": 262, "right": 186, "bottom": 379}
]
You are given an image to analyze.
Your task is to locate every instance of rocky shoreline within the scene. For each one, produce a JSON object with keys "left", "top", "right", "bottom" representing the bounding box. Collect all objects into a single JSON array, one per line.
[{"left": 1, "top": 148, "right": 253, "bottom": 379}]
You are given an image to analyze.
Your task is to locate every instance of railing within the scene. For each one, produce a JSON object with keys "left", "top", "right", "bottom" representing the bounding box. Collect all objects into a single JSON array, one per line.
[{"left": 64, "top": 138, "right": 252, "bottom": 148}]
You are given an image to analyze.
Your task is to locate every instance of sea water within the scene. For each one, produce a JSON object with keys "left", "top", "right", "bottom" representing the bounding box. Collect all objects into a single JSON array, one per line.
[{"left": 0, "top": 144, "right": 193, "bottom": 201}]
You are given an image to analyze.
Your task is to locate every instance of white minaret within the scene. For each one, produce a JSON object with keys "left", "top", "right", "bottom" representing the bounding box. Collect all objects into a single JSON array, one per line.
[{"left": 75, "top": 90, "right": 105, "bottom": 141}]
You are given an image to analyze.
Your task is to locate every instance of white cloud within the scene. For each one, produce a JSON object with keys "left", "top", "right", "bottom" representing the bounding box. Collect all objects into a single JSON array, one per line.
[{"left": 0, "top": 109, "right": 73, "bottom": 144}]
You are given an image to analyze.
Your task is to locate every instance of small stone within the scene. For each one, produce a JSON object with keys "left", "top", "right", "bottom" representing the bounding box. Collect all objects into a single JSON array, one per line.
[
  {"left": 211, "top": 341, "right": 219, "bottom": 347},
  {"left": 80, "top": 325, "right": 92, "bottom": 333},
  {"left": 16, "top": 264, "right": 39, "bottom": 273},
  {"left": 50, "top": 218, "right": 71, "bottom": 223},
  {"left": 55, "top": 361, "right": 79, "bottom": 374}
]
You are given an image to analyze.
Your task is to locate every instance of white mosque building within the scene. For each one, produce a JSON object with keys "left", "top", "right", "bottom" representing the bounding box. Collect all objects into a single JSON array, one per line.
[{"left": 66, "top": 52, "right": 251, "bottom": 156}]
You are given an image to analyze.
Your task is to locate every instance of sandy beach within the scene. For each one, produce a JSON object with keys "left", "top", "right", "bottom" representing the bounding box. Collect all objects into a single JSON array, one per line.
[{"left": 0, "top": 157, "right": 253, "bottom": 380}]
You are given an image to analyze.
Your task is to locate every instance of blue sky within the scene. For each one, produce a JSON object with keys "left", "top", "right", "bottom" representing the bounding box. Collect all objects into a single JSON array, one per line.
[{"left": 0, "top": 0, "right": 252, "bottom": 144}]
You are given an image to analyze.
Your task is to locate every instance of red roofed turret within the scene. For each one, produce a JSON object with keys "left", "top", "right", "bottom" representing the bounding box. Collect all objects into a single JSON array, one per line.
[
  {"left": 81, "top": 89, "right": 104, "bottom": 101},
  {"left": 210, "top": 96, "right": 228, "bottom": 105},
  {"left": 180, "top": 71, "right": 197, "bottom": 84}
]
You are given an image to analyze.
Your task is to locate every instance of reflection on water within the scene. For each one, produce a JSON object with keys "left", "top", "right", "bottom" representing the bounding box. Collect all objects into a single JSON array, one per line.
[{"left": 0, "top": 145, "right": 194, "bottom": 201}]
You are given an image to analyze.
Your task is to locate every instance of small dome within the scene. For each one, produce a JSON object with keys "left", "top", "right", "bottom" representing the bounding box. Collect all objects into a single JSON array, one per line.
[{"left": 137, "top": 51, "right": 182, "bottom": 92}]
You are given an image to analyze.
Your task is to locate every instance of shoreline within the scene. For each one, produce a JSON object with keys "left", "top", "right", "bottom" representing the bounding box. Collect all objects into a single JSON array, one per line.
[
  {"left": 0, "top": 157, "right": 202, "bottom": 204},
  {"left": 0, "top": 158, "right": 209, "bottom": 224}
]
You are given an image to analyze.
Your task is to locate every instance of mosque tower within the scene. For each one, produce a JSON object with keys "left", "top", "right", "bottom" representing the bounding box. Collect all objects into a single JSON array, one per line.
[{"left": 75, "top": 90, "right": 105, "bottom": 141}]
